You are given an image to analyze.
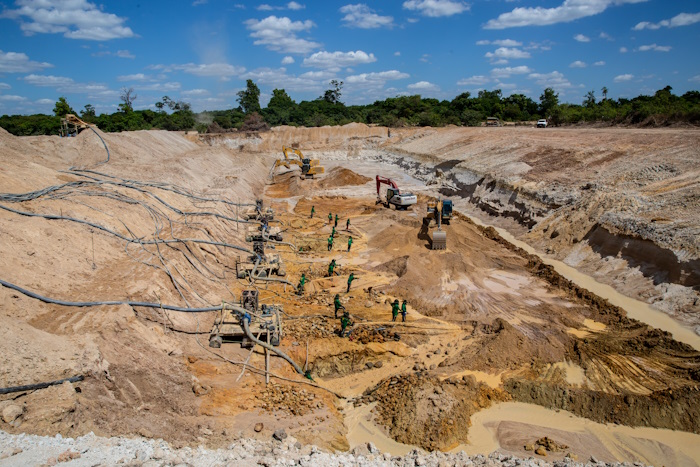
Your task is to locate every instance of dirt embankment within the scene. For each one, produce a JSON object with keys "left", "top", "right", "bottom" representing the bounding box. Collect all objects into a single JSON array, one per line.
[{"left": 2, "top": 125, "right": 700, "bottom": 464}]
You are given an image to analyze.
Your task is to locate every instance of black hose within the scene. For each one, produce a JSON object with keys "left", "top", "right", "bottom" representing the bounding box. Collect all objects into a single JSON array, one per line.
[
  {"left": 0, "top": 375, "right": 84, "bottom": 395},
  {"left": 0, "top": 278, "right": 221, "bottom": 312},
  {"left": 88, "top": 126, "right": 110, "bottom": 165}
]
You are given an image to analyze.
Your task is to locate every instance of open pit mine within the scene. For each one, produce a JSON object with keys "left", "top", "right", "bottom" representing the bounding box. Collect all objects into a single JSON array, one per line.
[{"left": 1, "top": 124, "right": 699, "bottom": 466}]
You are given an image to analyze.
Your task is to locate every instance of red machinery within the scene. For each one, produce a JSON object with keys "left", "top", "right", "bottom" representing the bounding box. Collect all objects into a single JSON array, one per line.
[{"left": 375, "top": 175, "right": 417, "bottom": 210}]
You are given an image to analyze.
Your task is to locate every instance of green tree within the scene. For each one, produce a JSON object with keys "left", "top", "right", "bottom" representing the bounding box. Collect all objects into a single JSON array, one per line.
[
  {"left": 583, "top": 90, "right": 596, "bottom": 108},
  {"left": 264, "top": 88, "right": 296, "bottom": 125},
  {"left": 322, "top": 80, "right": 343, "bottom": 104},
  {"left": 119, "top": 87, "right": 137, "bottom": 113},
  {"left": 539, "top": 87, "right": 559, "bottom": 118},
  {"left": 237, "top": 79, "right": 261, "bottom": 114},
  {"left": 601, "top": 86, "right": 608, "bottom": 101},
  {"left": 80, "top": 104, "right": 96, "bottom": 122},
  {"left": 53, "top": 96, "right": 75, "bottom": 117}
]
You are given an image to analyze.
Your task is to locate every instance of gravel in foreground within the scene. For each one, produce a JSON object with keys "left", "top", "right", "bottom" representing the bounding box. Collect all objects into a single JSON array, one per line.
[{"left": 0, "top": 430, "right": 650, "bottom": 467}]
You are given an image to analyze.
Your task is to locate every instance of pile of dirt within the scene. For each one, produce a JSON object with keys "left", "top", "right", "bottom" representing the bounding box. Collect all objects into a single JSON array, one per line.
[
  {"left": 317, "top": 167, "right": 372, "bottom": 189},
  {"left": 255, "top": 383, "right": 320, "bottom": 416},
  {"left": 524, "top": 436, "right": 569, "bottom": 456},
  {"left": 285, "top": 317, "right": 337, "bottom": 340},
  {"left": 505, "top": 379, "right": 700, "bottom": 433},
  {"left": 441, "top": 318, "right": 570, "bottom": 372},
  {"left": 349, "top": 326, "right": 399, "bottom": 345},
  {"left": 356, "top": 374, "right": 510, "bottom": 451},
  {"left": 310, "top": 348, "right": 383, "bottom": 379}
]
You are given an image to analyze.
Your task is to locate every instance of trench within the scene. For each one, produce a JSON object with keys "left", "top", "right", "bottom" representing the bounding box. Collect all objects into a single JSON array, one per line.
[{"left": 363, "top": 150, "right": 700, "bottom": 348}]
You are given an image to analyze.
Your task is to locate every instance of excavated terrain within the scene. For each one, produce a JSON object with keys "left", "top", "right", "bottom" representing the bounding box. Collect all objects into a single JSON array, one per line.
[{"left": 1, "top": 124, "right": 700, "bottom": 466}]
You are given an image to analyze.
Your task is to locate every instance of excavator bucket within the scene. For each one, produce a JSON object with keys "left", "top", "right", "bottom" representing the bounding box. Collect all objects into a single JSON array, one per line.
[{"left": 431, "top": 229, "right": 447, "bottom": 250}]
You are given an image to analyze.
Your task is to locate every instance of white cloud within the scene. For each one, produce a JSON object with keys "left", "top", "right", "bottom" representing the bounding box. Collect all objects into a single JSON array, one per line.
[
  {"left": 394, "top": 51, "right": 401, "bottom": 56},
  {"left": 241, "top": 67, "right": 324, "bottom": 92},
  {"left": 340, "top": 4, "right": 393, "bottom": 28},
  {"left": 3, "top": 0, "right": 135, "bottom": 40},
  {"left": 303, "top": 50, "right": 377, "bottom": 70},
  {"left": 257, "top": 2, "right": 305, "bottom": 11},
  {"left": 569, "top": 60, "right": 587, "bottom": 68},
  {"left": 133, "top": 82, "right": 181, "bottom": 92},
  {"left": 593, "top": 61, "right": 605, "bottom": 66},
  {"left": 345, "top": 70, "right": 409, "bottom": 86},
  {"left": 0, "top": 94, "right": 26, "bottom": 101},
  {"left": 117, "top": 73, "right": 151, "bottom": 82},
  {"left": 633, "top": 12, "right": 700, "bottom": 30},
  {"left": 457, "top": 75, "right": 490, "bottom": 86},
  {"left": 0, "top": 50, "right": 52, "bottom": 73},
  {"left": 181, "top": 89, "right": 210, "bottom": 96},
  {"left": 690, "top": 75, "right": 700, "bottom": 83},
  {"left": 22, "top": 74, "right": 75, "bottom": 87},
  {"left": 574, "top": 34, "right": 590, "bottom": 42},
  {"left": 173, "top": 62, "right": 246, "bottom": 80},
  {"left": 485, "top": 0, "right": 647, "bottom": 29},
  {"left": 0, "top": 83, "right": 10, "bottom": 89},
  {"left": 637, "top": 44, "right": 671, "bottom": 52},
  {"left": 491, "top": 66, "right": 532, "bottom": 78},
  {"left": 620, "top": 47, "right": 628, "bottom": 53},
  {"left": 402, "top": 0, "right": 469, "bottom": 17},
  {"left": 599, "top": 32, "right": 613, "bottom": 40},
  {"left": 528, "top": 71, "right": 575, "bottom": 89},
  {"left": 282, "top": 56, "right": 295, "bottom": 64},
  {"left": 419, "top": 54, "right": 430, "bottom": 63},
  {"left": 485, "top": 47, "right": 531, "bottom": 61},
  {"left": 614, "top": 73, "right": 634, "bottom": 82},
  {"left": 477, "top": 39, "right": 523, "bottom": 47},
  {"left": 35, "top": 98, "right": 54, "bottom": 105},
  {"left": 115, "top": 50, "right": 135, "bottom": 59},
  {"left": 244, "top": 16, "right": 320, "bottom": 54},
  {"left": 407, "top": 81, "right": 439, "bottom": 92}
]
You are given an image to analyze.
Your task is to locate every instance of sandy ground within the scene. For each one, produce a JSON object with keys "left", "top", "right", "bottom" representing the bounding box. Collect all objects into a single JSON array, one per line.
[{"left": 1, "top": 125, "right": 699, "bottom": 466}]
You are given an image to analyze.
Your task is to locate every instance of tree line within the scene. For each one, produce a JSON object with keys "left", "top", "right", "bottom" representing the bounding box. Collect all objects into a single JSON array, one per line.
[{"left": 1, "top": 81, "right": 699, "bottom": 136}]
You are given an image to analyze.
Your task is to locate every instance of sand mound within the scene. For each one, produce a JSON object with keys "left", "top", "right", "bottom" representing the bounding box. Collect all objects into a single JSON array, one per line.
[{"left": 318, "top": 167, "right": 372, "bottom": 189}]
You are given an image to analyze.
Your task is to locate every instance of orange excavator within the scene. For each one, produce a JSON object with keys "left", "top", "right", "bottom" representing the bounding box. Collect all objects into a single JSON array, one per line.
[{"left": 375, "top": 175, "right": 417, "bottom": 210}]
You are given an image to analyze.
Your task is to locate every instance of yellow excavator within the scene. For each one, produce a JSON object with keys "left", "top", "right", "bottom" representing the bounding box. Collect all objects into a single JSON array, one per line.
[
  {"left": 269, "top": 146, "right": 325, "bottom": 179},
  {"left": 426, "top": 198, "right": 452, "bottom": 250}
]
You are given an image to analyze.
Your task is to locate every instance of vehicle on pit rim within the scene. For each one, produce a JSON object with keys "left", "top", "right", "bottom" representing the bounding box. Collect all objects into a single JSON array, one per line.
[{"left": 537, "top": 119, "right": 548, "bottom": 128}]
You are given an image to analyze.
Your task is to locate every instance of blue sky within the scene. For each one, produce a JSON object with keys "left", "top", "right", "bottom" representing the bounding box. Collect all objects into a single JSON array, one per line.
[{"left": 1, "top": 0, "right": 699, "bottom": 115}]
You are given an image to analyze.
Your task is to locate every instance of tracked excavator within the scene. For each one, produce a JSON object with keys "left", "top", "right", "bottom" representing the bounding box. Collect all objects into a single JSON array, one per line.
[
  {"left": 375, "top": 175, "right": 417, "bottom": 210},
  {"left": 426, "top": 198, "right": 452, "bottom": 250},
  {"left": 269, "top": 146, "right": 325, "bottom": 179}
]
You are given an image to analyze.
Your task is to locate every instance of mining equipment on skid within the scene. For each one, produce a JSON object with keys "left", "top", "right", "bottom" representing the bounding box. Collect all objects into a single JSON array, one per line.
[
  {"left": 375, "top": 175, "right": 417, "bottom": 210},
  {"left": 426, "top": 198, "right": 452, "bottom": 250},
  {"left": 209, "top": 289, "right": 283, "bottom": 348},
  {"left": 269, "top": 146, "right": 325, "bottom": 179},
  {"left": 244, "top": 199, "right": 275, "bottom": 222},
  {"left": 236, "top": 241, "right": 286, "bottom": 279}
]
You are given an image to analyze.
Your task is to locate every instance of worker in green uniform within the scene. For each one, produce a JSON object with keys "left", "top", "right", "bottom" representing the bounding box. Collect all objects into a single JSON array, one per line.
[
  {"left": 401, "top": 299, "right": 407, "bottom": 322},
  {"left": 347, "top": 273, "right": 355, "bottom": 293},
  {"left": 346, "top": 218, "right": 350, "bottom": 230},
  {"left": 347, "top": 236, "right": 353, "bottom": 252},
  {"left": 331, "top": 226, "right": 336, "bottom": 238},
  {"left": 334, "top": 214, "right": 339, "bottom": 228},
  {"left": 297, "top": 273, "right": 306, "bottom": 295},
  {"left": 340, "top": 311, "right": 351, "bottom": 337},
  {"left": 310, "top": 206, "right": 315, "bottom": 218},
  {"left": 391, "top": 299, "right": 400, "bottom": 322},
  {"left": 328, "top": 259, "right": 338, "bottom": 277},
  {"left": 327, "top": 236, "right": 333, "bottom": 251},
  {"left": 333, "top": 293, "right": 345, "bottom": 318},
  {"left": 328, "top": 213, "right": 332, "bottom": 224}
]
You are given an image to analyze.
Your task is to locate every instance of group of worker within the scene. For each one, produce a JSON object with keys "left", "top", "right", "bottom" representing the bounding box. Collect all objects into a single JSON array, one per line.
[
  {"left": 310, "top": 206, "right": 354, "bottom": 252},
  {"left": 305, "top": 204, "right": 407, "bottom": 338},
  {"left": 391, "top": 299, "right": 408, "bottom": 322}
]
